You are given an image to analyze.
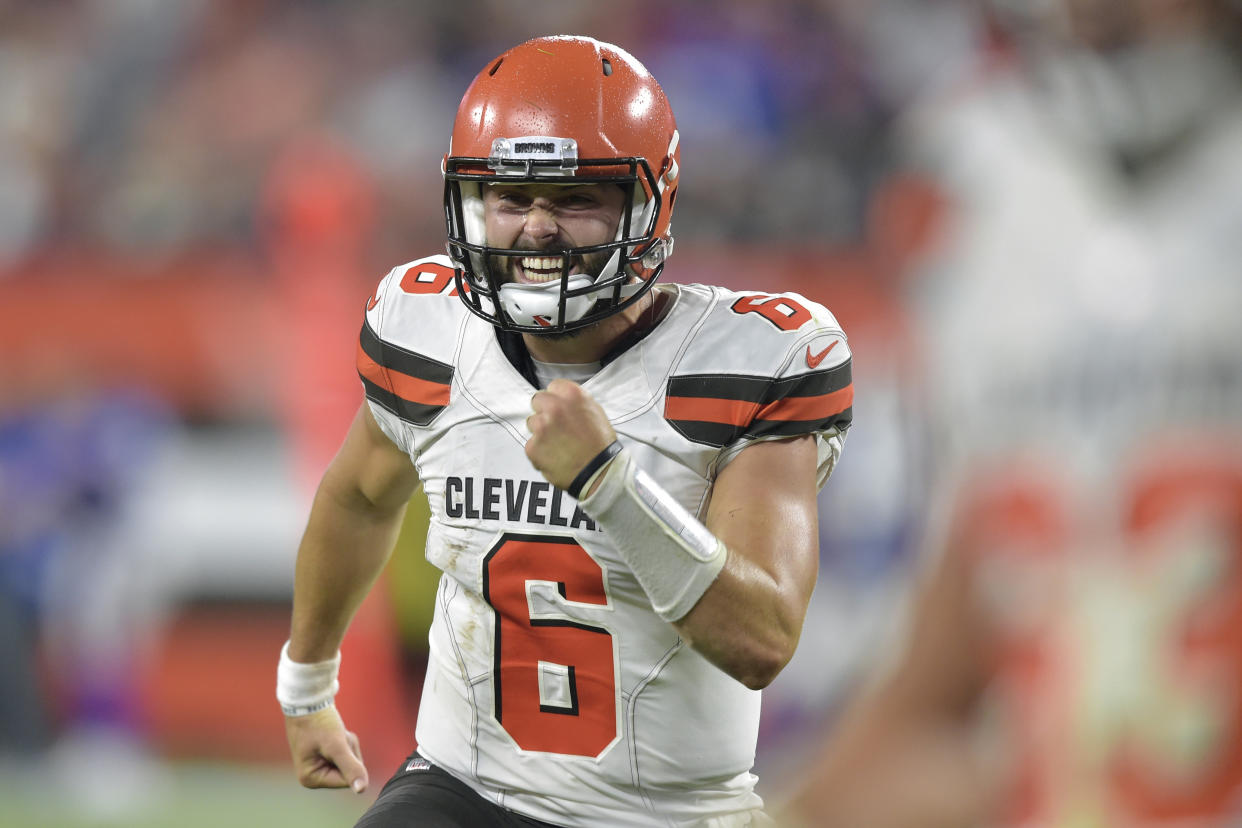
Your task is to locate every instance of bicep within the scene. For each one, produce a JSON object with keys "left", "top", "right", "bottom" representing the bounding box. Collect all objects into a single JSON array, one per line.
[
  {"left": 320, "top": 403, "right": 420, "bottom": 514},
  {"left": 706, "top": 435, "right": 820, "bottom": 609}
]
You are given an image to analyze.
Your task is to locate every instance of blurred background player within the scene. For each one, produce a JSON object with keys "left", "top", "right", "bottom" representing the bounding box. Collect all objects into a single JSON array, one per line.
[{"left": 782, "top": 0, "right": 1242, "bottom": 825}]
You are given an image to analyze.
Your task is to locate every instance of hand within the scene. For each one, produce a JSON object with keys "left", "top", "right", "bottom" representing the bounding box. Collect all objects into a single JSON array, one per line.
[
  {"left": 525, "top": 379, "right": 617, "bottom": 491},
  {"left": 285, "top": 706, "right": 369, "bottom": 794}
]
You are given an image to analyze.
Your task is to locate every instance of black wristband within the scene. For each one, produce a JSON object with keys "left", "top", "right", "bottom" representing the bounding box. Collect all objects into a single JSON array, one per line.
[{"left": 566, "top": 440, "right": 623, "bottom": 499}]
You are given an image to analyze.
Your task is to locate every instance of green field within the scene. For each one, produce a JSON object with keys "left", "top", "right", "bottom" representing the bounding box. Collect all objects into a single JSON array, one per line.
[{"left": 0, "top": 760, "right": 369, "bottom": 828}]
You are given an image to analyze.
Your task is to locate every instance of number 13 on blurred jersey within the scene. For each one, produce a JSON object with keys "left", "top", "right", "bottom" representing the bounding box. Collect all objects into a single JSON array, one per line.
[{"left": 954, "top": 438, "right": 1242, "bottom": 826}]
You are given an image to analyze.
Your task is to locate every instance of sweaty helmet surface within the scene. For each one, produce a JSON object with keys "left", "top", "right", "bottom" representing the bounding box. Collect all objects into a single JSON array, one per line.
[{"left": 444, "top": 35, "right": 680, "bottom": 333}]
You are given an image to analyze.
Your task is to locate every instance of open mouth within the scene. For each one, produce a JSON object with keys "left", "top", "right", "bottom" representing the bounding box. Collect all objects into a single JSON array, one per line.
[{"left": 515, "top": 254, "right": 574, "bottom": 284}]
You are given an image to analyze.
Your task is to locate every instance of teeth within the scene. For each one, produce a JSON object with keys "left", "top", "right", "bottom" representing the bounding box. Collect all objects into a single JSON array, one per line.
[{"left": 518, "top": 255, "right": 567, "bottom": 283}]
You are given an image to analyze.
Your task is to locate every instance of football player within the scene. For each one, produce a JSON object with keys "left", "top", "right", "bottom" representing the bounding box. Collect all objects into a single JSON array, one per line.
[
  {"left": 782, "top": 0, "right": 1242, "bottom": 825},
  {"left": 277, "top": 36, "right": 853, "bottom": 827}
]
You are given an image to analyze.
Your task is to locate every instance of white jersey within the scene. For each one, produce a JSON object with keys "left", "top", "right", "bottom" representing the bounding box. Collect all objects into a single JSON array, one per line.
[
  {"left": 357, "top": 256, "right": 852, "bottom": 827},
  {"left": 903, "top": 60, "right": 1242, "bottom": 826}
]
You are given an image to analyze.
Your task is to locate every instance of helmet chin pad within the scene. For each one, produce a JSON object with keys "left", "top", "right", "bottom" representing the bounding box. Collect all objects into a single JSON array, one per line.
[
  {"left": 496, "top": 248, "right": 642, "bottom": 329},
  {"left": 498, "top": 275, "right": 598, "bottom": 328}
]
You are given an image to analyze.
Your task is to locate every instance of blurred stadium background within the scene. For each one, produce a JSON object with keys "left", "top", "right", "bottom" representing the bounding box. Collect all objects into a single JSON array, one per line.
[{"left": 6, "top": 0, "right": 1236, "bottom": 825}]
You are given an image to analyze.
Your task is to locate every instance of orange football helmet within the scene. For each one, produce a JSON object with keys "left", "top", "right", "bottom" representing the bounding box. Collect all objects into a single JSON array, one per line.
[{"left": 443, "top": 35, "right": 681, "bottom": 333}]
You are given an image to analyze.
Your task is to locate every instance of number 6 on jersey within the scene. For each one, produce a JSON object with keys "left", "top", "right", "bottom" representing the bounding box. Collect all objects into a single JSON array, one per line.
[{"left": 483, "top": 534, "right": 619, "bottom": 757}]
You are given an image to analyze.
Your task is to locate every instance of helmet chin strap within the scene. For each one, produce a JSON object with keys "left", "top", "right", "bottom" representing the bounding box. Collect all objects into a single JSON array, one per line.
[{"left": 497, "top": 247, "right": 643, "bottom": 328}]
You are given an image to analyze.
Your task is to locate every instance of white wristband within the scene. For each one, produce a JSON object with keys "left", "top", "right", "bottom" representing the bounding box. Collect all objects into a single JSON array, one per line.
[
  {"left": 276, "top": 640, "right": 340, "bottom": 717},
  {"left": 577, "top": 447, "right": 726, "bottom": 622}
]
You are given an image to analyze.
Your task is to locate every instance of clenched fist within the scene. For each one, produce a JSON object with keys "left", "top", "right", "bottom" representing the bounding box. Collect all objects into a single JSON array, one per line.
[
  {"left": 285, "top": 706, "right": 369, "bottom": 793},
  {"left": 526, "top": 379, "right": 617, "bottom": 491}
]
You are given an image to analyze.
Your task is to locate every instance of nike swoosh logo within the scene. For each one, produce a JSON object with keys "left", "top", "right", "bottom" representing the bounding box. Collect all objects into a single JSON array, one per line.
[{"left": 805, "top": 341, "right": 839, "bottom": 368}]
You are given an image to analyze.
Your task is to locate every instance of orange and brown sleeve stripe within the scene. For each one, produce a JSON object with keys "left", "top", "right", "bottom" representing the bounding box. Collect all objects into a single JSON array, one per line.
[
  {"left": 664, "top": 360, "right": 852, "bottom": 447},
  {"left": 357, "top": 320, "right": 453, "bottom": 425}
]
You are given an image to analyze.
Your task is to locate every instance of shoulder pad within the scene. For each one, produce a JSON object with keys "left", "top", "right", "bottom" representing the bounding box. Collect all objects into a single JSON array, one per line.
[
  {"left": 357, "top": 255, "right": 461, "bottom": 426},
  {"left": 665, "top": 286, "right": 853, "bottom": 447}
]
